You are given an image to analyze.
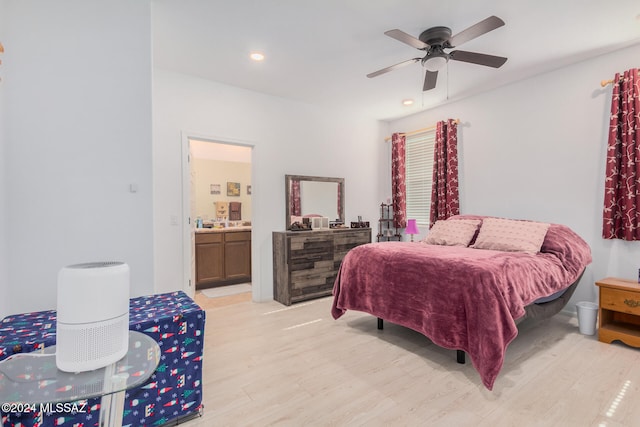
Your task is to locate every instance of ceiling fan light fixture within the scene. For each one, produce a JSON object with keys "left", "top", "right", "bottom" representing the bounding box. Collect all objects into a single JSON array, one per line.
[
  {"left": 402, "top": 99, "right": 414, "bottom": 106},
  {"left": 424, "top": 56, "right": 447, "bottom": 72},
  {"left": 249, "top": 51, "right": 265, "bottom": 61}
]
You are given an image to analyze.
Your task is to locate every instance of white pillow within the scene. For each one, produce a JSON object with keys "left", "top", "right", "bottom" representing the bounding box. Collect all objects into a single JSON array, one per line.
[
  {"left": 423, "top": 219, "right": 482, "bottom": 247},
  {"left": 471, "top": 218, "right": 550, "bottom": 254}
]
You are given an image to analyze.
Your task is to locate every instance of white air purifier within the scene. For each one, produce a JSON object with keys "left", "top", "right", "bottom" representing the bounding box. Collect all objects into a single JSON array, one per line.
[{"left": 56, "top": 261, "right": 130, "bottom": 373}]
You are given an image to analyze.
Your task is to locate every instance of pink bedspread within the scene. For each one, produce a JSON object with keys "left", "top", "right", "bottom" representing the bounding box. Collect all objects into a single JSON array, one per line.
[{"left": 331, "top": 220, "right": 591, "bottom": 390}]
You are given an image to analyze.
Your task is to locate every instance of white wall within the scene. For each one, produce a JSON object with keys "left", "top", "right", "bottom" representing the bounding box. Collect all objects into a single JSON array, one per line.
[
  {"left": 152, "top": 69, "right": 385, "bottom": 301},
  {"left": 387, "top": 43, "right": 640, "bottom": 308},
  {"left": 0, "top": 0, "right": 8, "bottom": 318},
  {"left": 2, "top": 1, "right": 153, "bottom": 315}
]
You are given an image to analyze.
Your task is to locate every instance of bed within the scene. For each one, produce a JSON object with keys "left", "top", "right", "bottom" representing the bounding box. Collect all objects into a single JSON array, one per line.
[{"left": 331, "top": 215, "right": 592, "bottom": 390}]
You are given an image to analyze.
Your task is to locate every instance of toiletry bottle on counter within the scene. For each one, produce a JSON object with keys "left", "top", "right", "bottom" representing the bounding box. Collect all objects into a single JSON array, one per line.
[{"left": 196, "top": 217, "right": 203, "bottom": 228}]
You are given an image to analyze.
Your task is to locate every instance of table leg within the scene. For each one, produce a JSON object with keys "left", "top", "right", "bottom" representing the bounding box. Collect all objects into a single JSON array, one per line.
[{"left": 99, "top": 365, "right": 129, "bottom": 427}]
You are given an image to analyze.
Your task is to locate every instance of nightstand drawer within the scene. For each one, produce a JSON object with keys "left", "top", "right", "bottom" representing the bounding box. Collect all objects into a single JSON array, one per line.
[{"left": 601, "top": 287, "right": 640, "bottom": 316}]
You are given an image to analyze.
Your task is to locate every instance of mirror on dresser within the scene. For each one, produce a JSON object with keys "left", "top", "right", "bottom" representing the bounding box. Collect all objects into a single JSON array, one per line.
[{"left": 285, "top": 174, "right": 345, "bottom": 230}]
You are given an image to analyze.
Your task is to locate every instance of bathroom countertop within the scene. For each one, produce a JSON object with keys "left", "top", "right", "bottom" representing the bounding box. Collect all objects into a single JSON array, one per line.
[{"left": 195, "top": 226, "right": 252, "bottom": 233}]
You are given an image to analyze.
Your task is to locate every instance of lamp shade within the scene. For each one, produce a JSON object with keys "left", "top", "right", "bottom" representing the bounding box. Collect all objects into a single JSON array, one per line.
[
  {"left": 425, "top": 56, "right": 447, "bottom": 72},
  {"left": 406, "top": 219, "right": 419, "bottom": 235}
]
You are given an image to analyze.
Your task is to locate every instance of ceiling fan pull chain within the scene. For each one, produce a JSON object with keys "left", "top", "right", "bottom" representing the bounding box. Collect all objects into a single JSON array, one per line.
[{"left": 446, "top": 62, "right": 449, "bottom": 100}]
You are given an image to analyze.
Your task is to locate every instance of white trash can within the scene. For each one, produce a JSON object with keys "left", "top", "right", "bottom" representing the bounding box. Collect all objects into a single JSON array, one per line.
[{"left": 576, "top": 301, "right": 599, "bottom": 335}]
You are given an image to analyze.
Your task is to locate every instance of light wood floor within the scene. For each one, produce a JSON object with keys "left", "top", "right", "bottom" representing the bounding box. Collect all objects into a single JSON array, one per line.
[
  {"left": 194, "top": 289, "right": 252, "bottom": 310},
  {"left": 185, "top": 294, "right": 640, "bottom": 426}
]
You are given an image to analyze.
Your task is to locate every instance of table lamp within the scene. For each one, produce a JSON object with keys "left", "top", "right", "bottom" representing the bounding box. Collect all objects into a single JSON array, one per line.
[{"left": 406, "top": 219, "right": 419, "bottom": 242}]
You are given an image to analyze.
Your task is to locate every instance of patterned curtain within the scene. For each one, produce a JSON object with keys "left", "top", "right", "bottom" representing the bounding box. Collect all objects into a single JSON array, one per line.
[
  {"left": 291, "top": 179, "right": 301, "bottom": 216},
  {"left": 391, "top": 132, "right": 407, "bottom": 228},
  {"left": 430, "top": 119, "right": 460, "bottom": 226},
  {"left": 603, "top": 68, "right": 640, "bottom": 240}
]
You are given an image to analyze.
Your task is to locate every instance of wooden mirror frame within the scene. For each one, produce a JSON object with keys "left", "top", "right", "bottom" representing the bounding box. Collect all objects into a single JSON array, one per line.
[{"left": 285, "top": 174, "right": 345, "bottom": 230}]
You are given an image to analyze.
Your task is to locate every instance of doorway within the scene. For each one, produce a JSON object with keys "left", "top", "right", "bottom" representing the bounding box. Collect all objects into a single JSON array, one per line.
[{"left": 182, "top": 135, "right": 253, "bottom": 300}]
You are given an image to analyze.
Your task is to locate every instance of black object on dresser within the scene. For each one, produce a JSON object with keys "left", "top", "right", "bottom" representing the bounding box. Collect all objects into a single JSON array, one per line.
[{"left": 273, "top": 228, "right": 371, "bottom": 305}]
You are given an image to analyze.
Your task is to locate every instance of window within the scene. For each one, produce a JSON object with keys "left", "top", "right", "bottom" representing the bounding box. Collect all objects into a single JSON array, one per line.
[{"left": 405, "top": 130, "right": 436, "bottom": 226}]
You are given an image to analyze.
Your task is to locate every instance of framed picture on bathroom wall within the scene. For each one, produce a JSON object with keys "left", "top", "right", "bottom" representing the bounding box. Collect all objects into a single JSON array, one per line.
[
  {"left": 210, "top": 184, "right": 221, "bottom": 195},
  {"left": 227, "top": 182, "right": 240, "bottom": 197}
]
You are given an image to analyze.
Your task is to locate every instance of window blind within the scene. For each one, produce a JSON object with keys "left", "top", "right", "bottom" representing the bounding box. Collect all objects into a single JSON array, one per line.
[{"left": 405, "top": 130, "right": 436, "bottom": 226}]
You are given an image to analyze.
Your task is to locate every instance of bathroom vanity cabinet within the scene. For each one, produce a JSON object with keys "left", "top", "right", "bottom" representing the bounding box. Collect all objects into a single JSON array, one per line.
[{"left": 195, "top": 229, "right": 251, "bottom": 288}]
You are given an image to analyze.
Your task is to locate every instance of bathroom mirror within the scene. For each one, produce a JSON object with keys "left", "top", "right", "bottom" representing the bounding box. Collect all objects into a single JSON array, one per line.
[{"left": 285, "top": 174, "right": 345, "bottom": 230}]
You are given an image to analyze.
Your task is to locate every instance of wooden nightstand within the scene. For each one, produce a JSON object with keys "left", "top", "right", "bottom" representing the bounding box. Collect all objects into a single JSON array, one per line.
[{"left": 595, "top": 277, "right": 640, "bottom": 347}]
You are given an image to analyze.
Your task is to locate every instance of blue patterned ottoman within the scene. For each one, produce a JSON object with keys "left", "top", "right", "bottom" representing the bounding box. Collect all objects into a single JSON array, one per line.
[{"left": 0, "top": 291, "right": 205, "bottom": 426}]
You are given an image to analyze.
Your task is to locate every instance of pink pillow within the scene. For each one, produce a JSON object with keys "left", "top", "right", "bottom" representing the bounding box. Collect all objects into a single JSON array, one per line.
[
  {"left": 471, "top": 218, "right": 550, "bottom": 254},
  {"left": 423, "top": 219, "right": 482, "bottom": 247}
]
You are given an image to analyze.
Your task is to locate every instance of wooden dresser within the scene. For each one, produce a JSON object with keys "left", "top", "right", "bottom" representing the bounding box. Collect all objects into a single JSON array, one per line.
[
  {"left": 595, "top": 277, "right": 640, "bottom": 348},
  {"left": 272, "top": 228, "right": 371, "bottom": 305}
]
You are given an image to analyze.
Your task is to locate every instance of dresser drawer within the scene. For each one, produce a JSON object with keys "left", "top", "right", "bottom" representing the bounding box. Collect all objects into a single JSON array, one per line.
[
  {"left": 289, "top": 238, "right": 332, "bottom": 261},
  {"left": 600, "top": 287, "right": 640, "bottom": 316}
]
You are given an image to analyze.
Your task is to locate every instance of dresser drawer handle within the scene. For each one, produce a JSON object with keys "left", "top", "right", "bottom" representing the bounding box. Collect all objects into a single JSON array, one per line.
[{"left": 624, "top": 299, "right": 640, "bottom": 308}]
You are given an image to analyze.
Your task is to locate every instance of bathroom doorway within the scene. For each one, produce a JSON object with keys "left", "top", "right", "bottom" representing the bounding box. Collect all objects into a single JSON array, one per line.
[{"left": 182, "top": 136, "right": 253, "bottom": 300}]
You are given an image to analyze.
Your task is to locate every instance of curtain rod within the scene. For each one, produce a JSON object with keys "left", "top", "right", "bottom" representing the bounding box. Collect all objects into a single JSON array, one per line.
[
  {"left": 384, "top": 118, "right": 460, "bottom": 142},
  {"left": 601, "top": 75, "right": 629, "bottom": 87}
]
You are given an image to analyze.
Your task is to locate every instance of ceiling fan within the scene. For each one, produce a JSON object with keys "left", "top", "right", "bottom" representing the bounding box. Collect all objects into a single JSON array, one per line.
[{"left": 367, "top": 16, "right": 508, "bottom": 91}]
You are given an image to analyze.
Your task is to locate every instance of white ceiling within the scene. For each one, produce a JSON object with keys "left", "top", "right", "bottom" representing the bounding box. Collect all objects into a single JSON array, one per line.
[{"left": 153, "top": 0, "right": 640, "bottom": 121}]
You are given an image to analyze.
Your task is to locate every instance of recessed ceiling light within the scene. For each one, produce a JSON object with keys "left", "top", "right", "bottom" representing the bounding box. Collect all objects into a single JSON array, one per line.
[
  {"left": 250, "top": 51, "right": 265, "bottom": 61},
  {"left": 402, "top": 99, "right": 414, "bottom": 106}
]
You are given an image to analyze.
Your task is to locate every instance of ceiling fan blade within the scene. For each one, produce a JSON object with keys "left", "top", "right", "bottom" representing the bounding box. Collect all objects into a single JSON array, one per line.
[
  {"left": 423, "top": 70, "right": 438, "bottom": 91},
  {"left": 447, "top": 16, "right": 505, "bottom": 47},
  {"left": 449, "top": 50, "right": 507, "bottom": 68},
  {"left": 384, "top": 29, "right": 428, "bottom": 50},
  {"left": 367, "top": 58, "right": 420, "bottom": 78}
]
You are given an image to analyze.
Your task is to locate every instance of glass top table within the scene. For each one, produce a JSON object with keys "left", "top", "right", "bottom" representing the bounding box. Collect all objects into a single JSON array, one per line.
[{"left": 0, "top": 331, "right": 160, "bottom": 427}]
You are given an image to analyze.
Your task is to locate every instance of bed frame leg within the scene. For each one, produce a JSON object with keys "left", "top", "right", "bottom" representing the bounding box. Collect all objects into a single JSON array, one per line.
[{"left": 376, "top": 317, "right": 465, "bottom": 364}]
